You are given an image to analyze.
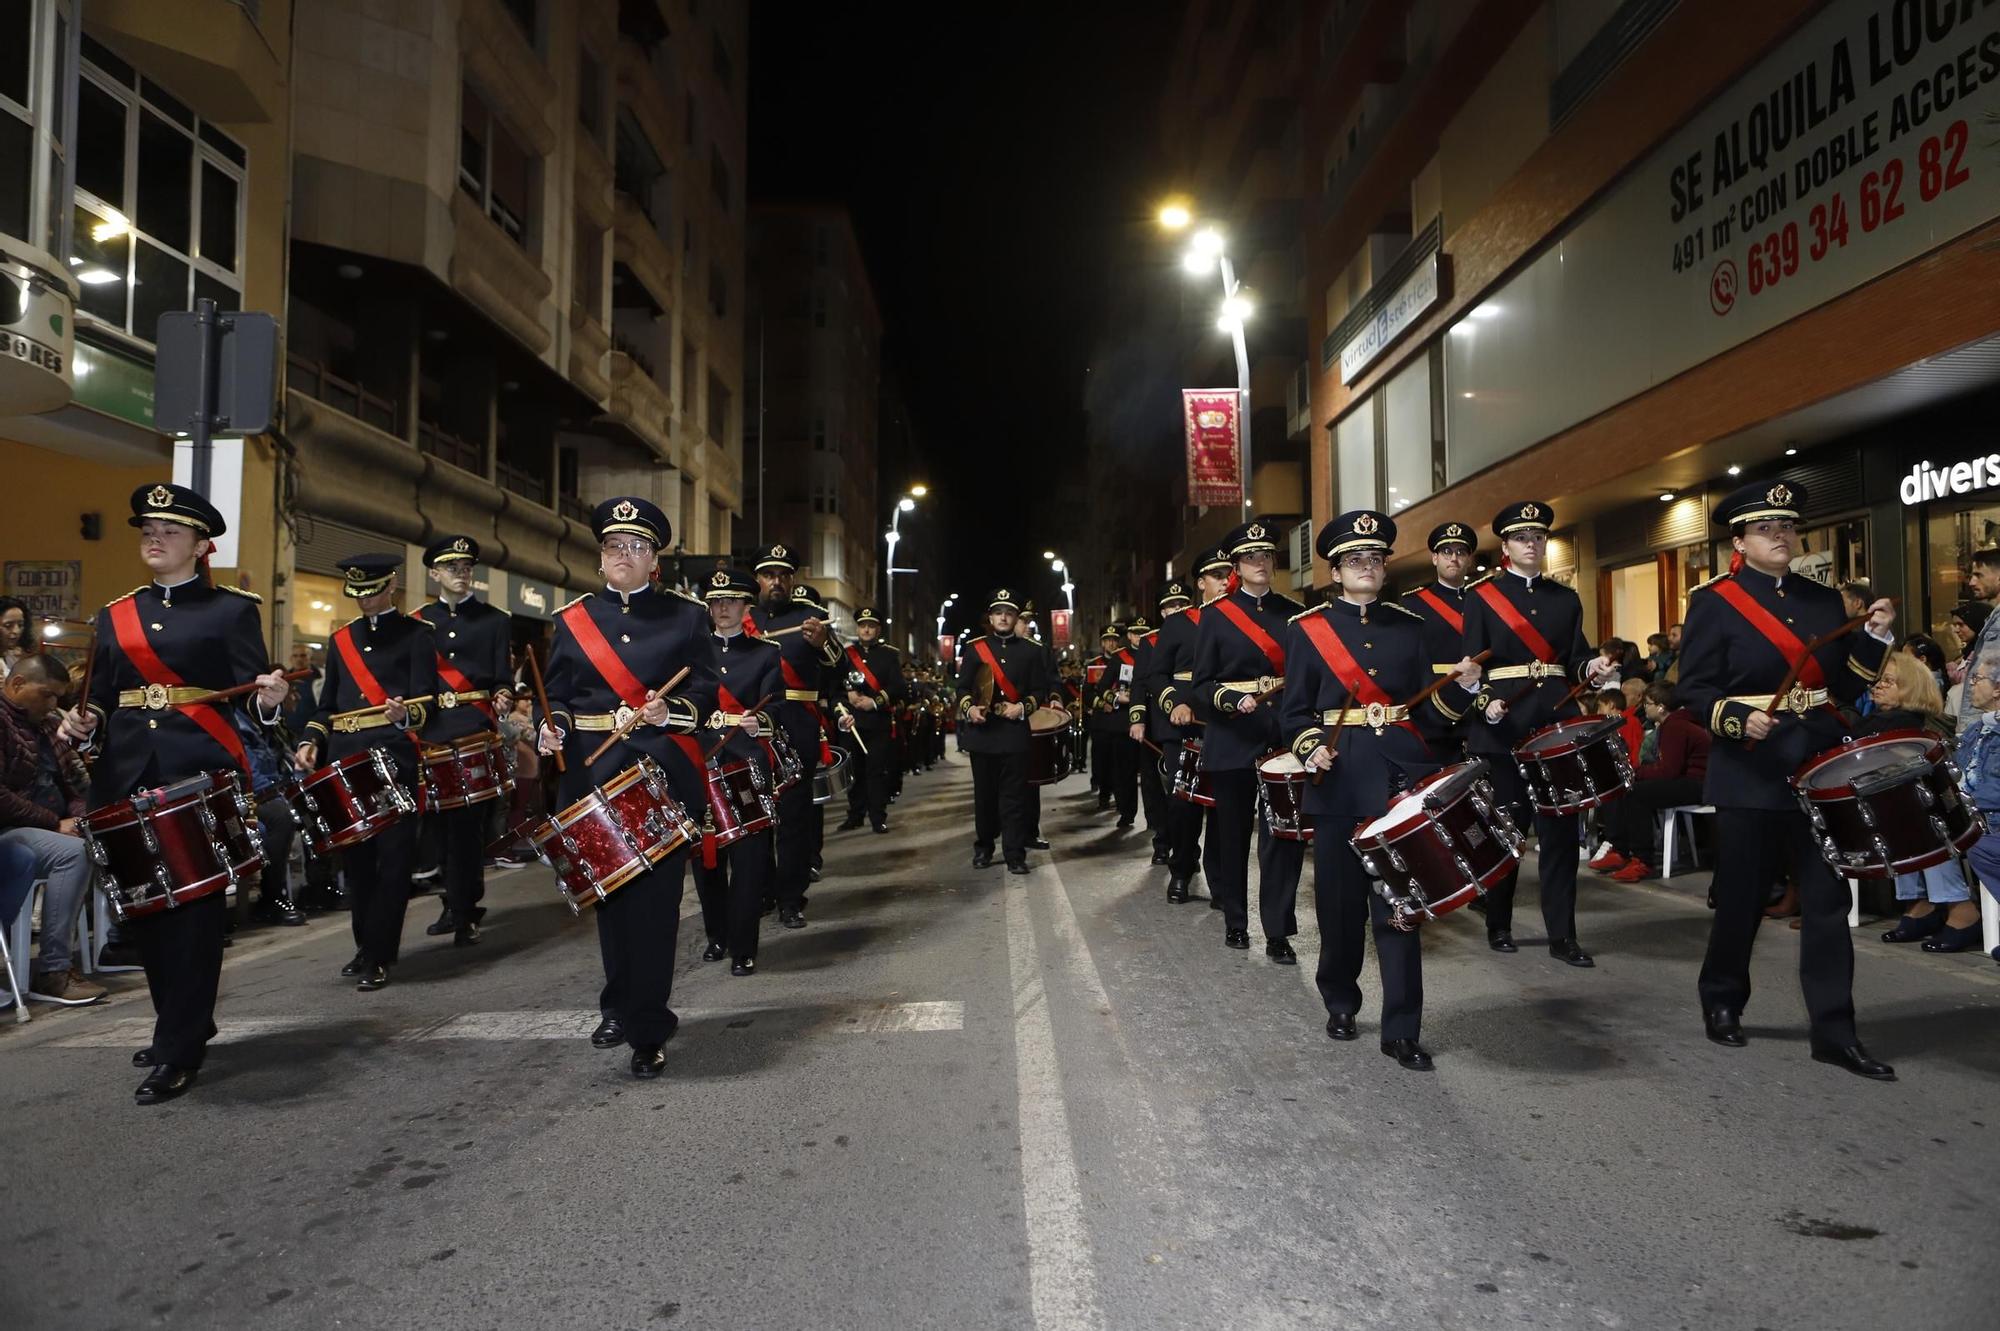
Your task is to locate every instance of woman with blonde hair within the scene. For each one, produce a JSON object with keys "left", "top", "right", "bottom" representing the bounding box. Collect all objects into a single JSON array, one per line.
[{"left": 1870, "top": 647, "right": 1982, "bottom": 951}]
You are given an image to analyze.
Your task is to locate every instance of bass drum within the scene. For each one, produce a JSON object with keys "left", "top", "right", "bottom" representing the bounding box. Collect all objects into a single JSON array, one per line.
[{"left": 1027, "top": 706, "right": 1073, "bottom": 786}]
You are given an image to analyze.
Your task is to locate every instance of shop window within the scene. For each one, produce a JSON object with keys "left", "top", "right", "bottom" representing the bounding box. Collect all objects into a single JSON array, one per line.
[
  {"left": 1921, "top": 502, "right": 1995, "bottom": 642},
  {"left": 1335, "top": 399, "right": 1376, "bottom": 511},
  {"left": 0, "top": 110, "right": 28, "bottom": 241},
  {"left": 70, "top": 54, "right": 245, "bottom": 343},
  {"left": 1606, "top": 560, "right": 1661, "bottom": 644},
  {"left": 1790, "top": 518, "right": 1868, "bottom": 590},
  {"left": 1382, "top": 353, "right": 1433, "bottom": 513},
  {"left": 290, "top": 571, "right": 351, "bottom": 654},
  {"left": 460, "top": 81, "right": 535, "bottom": 247}
]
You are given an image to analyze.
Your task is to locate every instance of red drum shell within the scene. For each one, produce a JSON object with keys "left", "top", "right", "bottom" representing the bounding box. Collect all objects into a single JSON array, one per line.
[
  {"left": 1792, "top": 729, "right": 1980, "bottom": 878},
  {"left": 1351, "top": 761, "right": 1522, "bottom": 928},
  {"left": 1255, "top": 750, "right": 1313, "bottom": 842},
  {"left": 82, "top": 770, "right": 264, "bottom": 920},
  {"left": 417, "top": 731, "right": 516, "bottom": 812},
  {"left": 1167, "top": 738, "right": 1214, "bottom": 807},
  {"left": 1513, "top": 715, "right": 1633, "bottom": 816},
  {"left": 531, "top": 759, "right": 696, "bottom": 913},
  {"left": 286, "top": 747, "right": 416, "bottom": 853},
  {"left": 703, "top": 756, "right": 776, "bottom": 849}
]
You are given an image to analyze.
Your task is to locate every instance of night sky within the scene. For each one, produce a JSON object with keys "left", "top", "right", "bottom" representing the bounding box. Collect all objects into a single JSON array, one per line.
[{"left": 748, "top": 3, "right": 1179, "bottom": 610}]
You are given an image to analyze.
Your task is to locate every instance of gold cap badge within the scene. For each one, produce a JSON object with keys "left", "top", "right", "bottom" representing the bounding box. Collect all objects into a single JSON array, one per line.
[
  {"left": 612, "top": 500, "right": 639, "bottom": 522},
  {"left": 711, "top": 570, "right": 730, "bottom": 587},
  {"left": 1767, "top": 484, "right": 1793, "bottom": 506},
  {"left": 148, "top": 484, "right": 175, "bottom": 509},
  {"left": 1354, "top": 513, "right": 1379, "bottom": 535}
]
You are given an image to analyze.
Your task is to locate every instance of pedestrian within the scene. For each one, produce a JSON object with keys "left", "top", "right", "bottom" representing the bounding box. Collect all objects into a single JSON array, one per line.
[{"left": 0, "top": 596, "right": 28, "bottom": 681}]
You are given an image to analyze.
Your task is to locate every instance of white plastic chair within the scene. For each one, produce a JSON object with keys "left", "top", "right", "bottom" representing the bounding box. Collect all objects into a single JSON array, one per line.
[
  {"left": 0, "top": 890, "right": 28, "bottom": 1025},
  {"left": 1659, "top": 805, "right": 1714, "bottom": 877}
]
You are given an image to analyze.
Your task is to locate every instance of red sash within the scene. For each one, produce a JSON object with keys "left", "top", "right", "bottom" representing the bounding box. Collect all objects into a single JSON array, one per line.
[
  {"left": 558, "top": 603, "right": 649, "bottom": 707},
  {"left": 1711, "top": 578, "right": 1829, "bottom": 688},
  {"left": 108, "top": 597, "right": 250, "bottom": 774},
  {"left": 332, "top": 623, "right": 393, "bottom": 707},
  {"left": 972, "top": 639, "right": 1021, "bottom": 702},
  {"left": 845, "top": 644, "right": 883, "bottom": 693},
  {"left": 1186, "top": 606, "right": 1203, "bottom": 625},
  {"left": 778, "top": 656, "right": 833, "bottom": 765},
  {"left": 1212, "top": 596, "right": 1286, "bottom": 673},
  {"left": 434, "top": 654, "right": 495, "bottom": 722},
  {"left": 1297, "top": 612, "right": 1422, "bottom": 741},
  {"left": 1116, "top": 648, "right": 1135, "bottom": 667},
  {"left": 1473, "top": 582, "right": 1557, "bottom": 664},
  {"left": 1414, "top": 588, "right": 1464, "bottom": 634}
]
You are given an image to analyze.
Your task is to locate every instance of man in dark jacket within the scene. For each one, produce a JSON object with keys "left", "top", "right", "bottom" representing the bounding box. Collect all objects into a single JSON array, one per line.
[{"left": 0, "top": 654, "right": 105, "bottom": 1004}]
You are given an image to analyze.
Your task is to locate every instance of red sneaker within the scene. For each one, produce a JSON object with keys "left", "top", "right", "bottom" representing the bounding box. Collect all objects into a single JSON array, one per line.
[
  {"left": 1589, "top": 849, "right": 1627, "bottom": 873},
  {"left": 1611, "top": 860, "right": 1653, "bottom": 882}
]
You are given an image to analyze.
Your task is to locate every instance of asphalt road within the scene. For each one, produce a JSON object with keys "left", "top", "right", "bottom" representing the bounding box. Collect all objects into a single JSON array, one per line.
[{"left": 3, "top": 753, "right": 1996, "bottom": 1330}]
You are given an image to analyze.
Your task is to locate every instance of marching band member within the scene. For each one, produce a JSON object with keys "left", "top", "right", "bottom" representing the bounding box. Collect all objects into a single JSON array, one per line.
[
  {"left": 1143, "top": 551, "right": 1231, "bottom": 903},
  {"left": 956, "top": 588, "right": 1057, "bottom": 875},
  {"left": 695, "top": 567, "right": 782, "bottom": 976},
  {"left": 1282, "top": 511, "right": 1482, "bottom": 1070},
  {"left": 1123, "top": 615, "right": 1168, "bottom": 858},
  {"left": 1400, "top": 521, "right": 1477, "bottom": 762},
  {"left": 1676, "top": 480, "right": 1898, "bottom": 1079},
  {"left": 297, "top": 555, "right": 436, "bottom": 993},
  {"left": 1084, "top": 626, "right": 1123, "bottom": 809},
  {"left": 1194, "top": 520, "right": 1306, "bottom": 959},
  {"left": 837, "top": 606, "right": 906, "bottom": 834},
  {"left": 57, "top": 484, "right": 291, "bottom": 1104},
  {"left": 1461, "top": 502, "right": 1610, "bottom": 966},
  {"left": 753, "top": 551, "right": 840, "bottom": 926},
  {"left": 415, "top": 536, "right": 513, "bottom": 947},
  {"left": 537, "top": 498, "right": 721, "bottom": 1078}
]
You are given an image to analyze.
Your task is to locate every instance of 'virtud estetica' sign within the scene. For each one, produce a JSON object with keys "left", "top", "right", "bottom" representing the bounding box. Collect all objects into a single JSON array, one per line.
[{"left": 1901, "top": 456, "right": 2000, "bottom": 506}]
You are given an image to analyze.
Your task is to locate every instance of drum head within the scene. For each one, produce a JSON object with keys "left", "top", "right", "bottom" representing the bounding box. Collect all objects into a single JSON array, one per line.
[
  {"left": 1798, "top": 732, "right": 1938, "bottom": 794},
  {"left": 1258, "top": 750, "right": 1306, "bottom": 775},
  {"left": 1029, "top": 706, "right": 1070, "bottom": 733},
  {"left": 824, "top": 747, "right": 849, "bottom": 773},
  {"left": 1518, "top": 714, "right": 1622, "bottom": 757},
  {"left": 1360, "top": 785, "right": 1429, "bottom": 840}
]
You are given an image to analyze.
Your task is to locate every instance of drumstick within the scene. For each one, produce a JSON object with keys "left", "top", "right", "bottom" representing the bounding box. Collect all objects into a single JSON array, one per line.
[
  {"left": 1742, "top": 607, "right": 1883, "bottom": 753},
  {"left": 583, "top": 666, "right": 693, "bottom": 767},
  {"left": 836, "top": 703, "right": 869, "bottom": 754},
  {"left": 702, "top": 693, "right": 775, "bottom": 762},
  {"left": 523, "top": 643, "right": 565, "bottom": 774},
  {"left": 178, "top": 667, "right": 315, "bottom": 709}
]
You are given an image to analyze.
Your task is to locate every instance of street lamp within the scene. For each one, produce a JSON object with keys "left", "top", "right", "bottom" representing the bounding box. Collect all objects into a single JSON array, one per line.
[
  {"left": 1163, "top": 202, "right": 1254, "bottom": 517},
  {"left": 884, "top": 487, "right": 924, "bottom": 653}
]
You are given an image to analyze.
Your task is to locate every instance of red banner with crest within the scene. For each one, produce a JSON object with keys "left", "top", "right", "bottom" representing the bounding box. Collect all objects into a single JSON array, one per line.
[{"left": 1182, "top": 389, "right": 1243, "bottom": 508}]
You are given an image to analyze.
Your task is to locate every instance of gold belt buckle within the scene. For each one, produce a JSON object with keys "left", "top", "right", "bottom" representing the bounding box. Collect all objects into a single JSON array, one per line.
[
  {"left": 614, "top": 704, "right": 637, "bottom": 731},
  {"left": 1364, "top": 701, "right": 1388, "bottom": 731},
  {"left": 1257, "top": 675, "right": 1279, "bottom": 693},
  {"left": 1786, "top": 685, "right": 1812, "bottom": 712},
  {"left": 438, "top": 689, "right": 459, "bottom": 710},
  {"left": 142, "top": 682, "right": 170, "bottom": 711},
  {"left": 1528, "top": 661, "right": 1551, "bottom": 680}
]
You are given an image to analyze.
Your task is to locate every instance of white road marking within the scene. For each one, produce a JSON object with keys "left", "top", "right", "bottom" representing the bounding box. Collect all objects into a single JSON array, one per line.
[
  {"left": 51, "top": 1016, "right": 349, "bottom": 1048},
  {"left": 1005, "top": 877, "right": 1105, "bottom": 1331}
]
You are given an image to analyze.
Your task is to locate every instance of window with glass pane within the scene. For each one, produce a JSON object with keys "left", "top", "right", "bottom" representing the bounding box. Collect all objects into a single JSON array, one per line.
[
  {"left": 0, "top": 114, "right": 28, "bottom": 240},
  {"left": 1335, "top": 398, "right": 1376, "bottom": 511},
  {"left": 459, "top": 84, "right": 487, "bottom": 196},
  {"left": 75, "top": 77, "right": 125, "bottom": 208},
  {"left": 1382, "top": 354, "right": 1433, "bottom": 514},
  {"left": 198, "top": 162, "right": 236, "bottom": 269},
  {"left": 71, "top": 202, "right": 127, "bottom": 323},
  {"left": 488, "top": 120, "right": 530, "bottom": 243},
  {"left": 133, "top": 238, "right": 188, "bottom": 337},
  {"left": 0, "top": 0, "right": 30, "bottom": 108},
  {"left": 137, "top": 109, "right": 191, "bottom": 251}
]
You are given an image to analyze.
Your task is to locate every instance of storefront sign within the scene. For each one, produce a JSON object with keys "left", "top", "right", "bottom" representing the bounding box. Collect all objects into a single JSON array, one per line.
[
  {"left": 5, "top": 560, "right": 83, "bottom": 620},
  {"left": 1340, "top": 253, "right": 1440, "bottom": 384},
  {"left": 71, "top": 339, "right": 155, "bottom": 428},
  {"left": 510, "top": 576, "right": 555, "bottom": 619},
  {"left": 1900, "top": 453, "right": 2000, "bottom": 504},
  {"left": 0, "top": 259, "right": 74, "bottom": 414},
  {"left": 1450, "top": 0, "right": 2000, "bottom": 480},
  {"left": 1182, "top": 389, "right": 1243, "bottom": 508}
]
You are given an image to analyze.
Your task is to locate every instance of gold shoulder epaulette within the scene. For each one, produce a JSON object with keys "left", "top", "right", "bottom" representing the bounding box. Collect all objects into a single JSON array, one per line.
[
  {"left": 1686, "top": 570, "right": 1730, "bottom": 596},
  {"left": 670, "top": 587, "right": 705, "bottom": 607},
  {"left": 960, "top": 635, "right": 985, "bottom": 645},
  {"left": 1463, "top": 572, "right": 1497, "bottom": 589},
  {"left": 1287, "top": 604, "right": 1324, "bottom": 624},
  {"left": 555, "top": 592, "right": 592, "bottom": 613},
  {"left": 107, "top": 585, "right": 146, "bottom": 607},
  {"left": 216, "top": 583, "right": 263, "bottom": 603},
  {"left": 1381, "top": 601, "right": 1425, "bottom": 621}
]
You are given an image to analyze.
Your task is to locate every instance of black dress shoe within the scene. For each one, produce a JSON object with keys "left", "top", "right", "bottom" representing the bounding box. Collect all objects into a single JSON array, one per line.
[
  {"left": 339, "top": 951, "right": 367, "bottom": 977},
  {"left": 1116, "top": 818, "right": 1135, "bottom": 830},
  {"left": 1027, "top": 837, "right": 1051, "bottom": 851},
  {"left": 1166, "top": 877, "right": 1191, "bottom": 904},
  {"left": 135, "top": 1064, "right": 197, "bottom": 1104},
  {"left": 1811, "top": 1042, "right": 1896, "bottom": 1081},
  {"left": 590, "top": 1017, "right": 624, "bottom": 1048},
  {"left": 808, "top": 866, "right": 822, "bottom": 882},
  {"left": 1208, "top": 896, "right": 1223, "bottom": 911},
  {"left": 972, "top": 849, "right": 994, "bottom": 869},
  {"left": 1224, "top": 928, "right": 1251, "bottom": 950},
  {"left": 873, "top": 822, "right": 890, "bottom": 834},
  {"left": 702, "top": 940, "right": 727, "bottom": 962},
  {"left": 779, "top": 908, "right": 807, "bottom": 929},
  {"left": 453, "top": 922, "right": 480, "bottom": 947},
  {"left": 1006, "top": 861, "right": 1030, "bottom": 875},
  {"left": 1703, "top": 1007, "right": 1746, "bottom": 1047},
  {"left": 356, "top": 965, "right": 389, "bottom": 991},
  {"left": 630, "top": 1045, "right": 666, "bottom": 1079},
  {"left": 1922, "top": 922, "right": 1983, "bottom": 953},
  {"left": 1326, "top": 1014, "right": 1358, "bottom": 1041},
  {"left": 1150, "top": 851, "right": 1170, "bottom": 865},
  {"left": 731, "top": 957, "right": 756, "bottom": 976},
  {"left": 1266, "top": 940, "right": 1297, "bottom": 965},
  {"left": 132, "top": 1047, "right": 157, "bottom": 1067},
  {"left": 1549, "top": 938, "right": 1595, "bottom": 968},
  {"left": 253, "top": 895, "right": 306, "bottom": 926},
  {"left": 425, "top": 905, "right": 459, "bottom": 937},
  {"left": 1487, "top": 931, "right": 1517, "bottom": 954},
  {"left": 838, "top": 815, "right": 865, "bottom": 831},
  {"left": 1381, "top": 1039, "right": 1435, "bottom": 1071}
]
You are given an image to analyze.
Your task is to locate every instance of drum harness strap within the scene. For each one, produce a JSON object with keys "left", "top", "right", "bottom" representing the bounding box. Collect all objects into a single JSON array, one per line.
[
  {"left": 1472, "top": 582, "right": 1560, "bottom": 677},
  {"left": 1414, "top": 587, "right": 1463, "bottom": 633},
  {"left": 331, "top": 623, "right": 423, "bottom": 753},
  {"left": 108, "top": 597, "right": 250, "bottom": 775},
  {"left": 433, "top": 653, "right": 495, "bottom": 722},
  {"left": 971, "top": 639, "right": 1022, "bottom": 706}
]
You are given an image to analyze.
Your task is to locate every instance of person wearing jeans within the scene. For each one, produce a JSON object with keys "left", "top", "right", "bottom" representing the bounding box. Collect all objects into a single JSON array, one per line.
[{"left": 0, "top": 653, "right": 106, "bottom": 1004}]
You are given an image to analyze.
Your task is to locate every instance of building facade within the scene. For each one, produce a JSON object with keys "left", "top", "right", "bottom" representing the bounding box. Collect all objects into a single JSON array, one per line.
[{"left": 744, "top": 204, "right": 882, "bottom": 633}]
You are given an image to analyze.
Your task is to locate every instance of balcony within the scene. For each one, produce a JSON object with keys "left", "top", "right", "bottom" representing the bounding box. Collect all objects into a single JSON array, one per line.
[
  {"left": 418, "top": 420, "right": 485, "bottom": 474},
  {"left": 605, "top": 350, "right": 672, "bottom": 461},
  {"left": 448, "top": 188, "right": 554, "bottom": 356},
  {"left": 497, "top": 458, "right": 550, "bottom": 506},
  {"left": 1319, "top": 46, "right": 1434, "bottom": 225},
  {"left": 459, "top": 0, "right": 557, "bottom": 155},
  {"left": 613, "top": 193, "right": 676, "bottom": 317},
  {"left": 288, "top": 353, "right": 400, "bottom": 437},
  {"left": 569, "top": 305, "right": 612, "bottom": 401},
  {"left": 614, "top": 39, "right": 678, "bottom": 177},
  {"left": 1320, "top": 215, "right": 1442, "bottom": 372}
]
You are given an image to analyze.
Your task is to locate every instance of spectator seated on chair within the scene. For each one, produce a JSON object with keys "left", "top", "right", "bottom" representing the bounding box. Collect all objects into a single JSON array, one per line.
[
  {"left": 1872, "top": 648, "right": 1982, "bottom": 952},
  {"left": 1590, "top": 682, "right": 1710, "bottom": 881},
  {"left": 0, "top": 653, "right": 106, "bottom": 1003}
]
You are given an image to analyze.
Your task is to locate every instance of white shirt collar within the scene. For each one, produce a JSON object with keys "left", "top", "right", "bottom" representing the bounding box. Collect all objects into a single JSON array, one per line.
[
  {"left": 1506, "top": 567, "right": 1539, "bottom": 587},
  {"left": 155, "top": 572, "right": 200, "bottom": 590}
]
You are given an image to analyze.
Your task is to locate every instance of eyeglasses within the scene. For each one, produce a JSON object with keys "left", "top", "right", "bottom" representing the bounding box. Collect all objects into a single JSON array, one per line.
[
  {"left": 601, "top": 539, "right": 654, "bottom": 556},
  {"left": 1338, "top": 554, "right": 1386, "bottom": 570}
]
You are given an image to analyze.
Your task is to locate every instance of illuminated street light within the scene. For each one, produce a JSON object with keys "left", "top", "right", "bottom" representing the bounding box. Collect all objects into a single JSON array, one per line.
[{"left": 1157, "top": 201, "right": 1192, "bottom": 230}]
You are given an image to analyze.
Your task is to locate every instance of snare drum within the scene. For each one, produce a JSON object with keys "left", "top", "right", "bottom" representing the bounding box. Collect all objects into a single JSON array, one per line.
[
  {"left": 701, "top": 755, "right": 777, "bottom": 849},
  {"left": 1027, "top": 706, "right": 1073, "bottom": 787},
  {"left": 812, "top": 746, "right": 853, "bottom": 806},
  {"left": 764, "top": 725, "right": 804, "bottom": 791},
  {"left": 81, "top": 770, "right": 265, "bottom": 921},
  {"left": 285, "top": 747, "right": 417, "bottom": 854},
  {"left": 1255, "top": 750, "right": 1313, "bottom": 842},
  {"left": 1513, "top": 716, "right": 1634, "bottom": 816},
  {"left": 1793, "top": 729, "right": 1980, "bottom": 878},
  {"left": 1352, "top": 760, "right": 1524, "bottom": 929},
  {"left": 416, "top": 730, "right": 515, "bottom": 812},
  {"left": 530, "top": 758, "right": 698, "bottom": 913},
  {"left": 1167, "top": 738, "right": 1214, "bottom": 806}
]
